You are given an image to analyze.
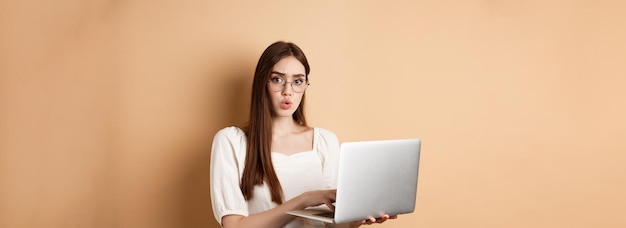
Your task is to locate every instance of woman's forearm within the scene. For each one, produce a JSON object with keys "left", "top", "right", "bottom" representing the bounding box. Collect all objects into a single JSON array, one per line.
[{"left": 221, "top": 194, "right": 308, "bottom": 228}]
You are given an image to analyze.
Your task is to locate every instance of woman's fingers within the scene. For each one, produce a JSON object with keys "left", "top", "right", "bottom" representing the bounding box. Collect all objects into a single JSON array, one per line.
[
  {"left": 377, "top": 215, "right": 389, "bottom": 223},
  {"left": 360, "top": 214, "right": 396, "bottom": 225},
  {"left": 303, "top": 189, "right": 337, "bottom": 208},
  {"left": 324, "top": 200, "right": 335, "bottom": 211},
  {"left": 324, "top": 190, "right": 336, "bottom": 210},
  {"left": 360, "top": 217, "right": 376, "bottom": 225}
]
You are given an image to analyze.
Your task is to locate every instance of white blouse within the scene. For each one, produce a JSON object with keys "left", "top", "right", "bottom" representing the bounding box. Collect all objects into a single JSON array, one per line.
[{"left": 210, "top": 126, "right": 340, "bottom": 228}]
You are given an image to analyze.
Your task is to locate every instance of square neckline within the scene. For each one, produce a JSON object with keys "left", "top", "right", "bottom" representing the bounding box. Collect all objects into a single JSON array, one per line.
[{"left": 271, "top": 127, "right": 317, "bottom": 157}]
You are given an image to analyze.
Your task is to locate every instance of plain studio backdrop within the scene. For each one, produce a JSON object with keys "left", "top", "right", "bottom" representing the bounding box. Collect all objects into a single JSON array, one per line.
[{"left": 1, "top": 1, "right": 624, "bottom": 227}]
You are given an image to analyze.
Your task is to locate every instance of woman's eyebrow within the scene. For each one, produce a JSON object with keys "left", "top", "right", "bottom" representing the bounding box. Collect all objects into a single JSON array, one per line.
[
  {"left": 270, "top": 71, "right": 285, "bottom": 76},
  {"left": 270, "top": 71, "right": 305, "bottom": 77}
]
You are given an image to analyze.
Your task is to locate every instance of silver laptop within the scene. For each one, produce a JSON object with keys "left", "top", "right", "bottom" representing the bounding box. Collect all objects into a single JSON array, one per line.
[{"left": 287, "top": 138, "right": 421, "bottom": 224}]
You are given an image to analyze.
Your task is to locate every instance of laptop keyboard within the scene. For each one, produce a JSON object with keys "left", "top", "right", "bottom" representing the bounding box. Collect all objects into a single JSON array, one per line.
[{"left": 314, "top": 212, "right": 335, "bottom": 218}]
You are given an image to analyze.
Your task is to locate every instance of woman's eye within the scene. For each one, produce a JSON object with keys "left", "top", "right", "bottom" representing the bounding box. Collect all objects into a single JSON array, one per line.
[
  {"left": 271, "top": 77, "right": 283, "bottom": 83},
  {"left": 294, "top": 79, "right": 304, "bottom": 85}
]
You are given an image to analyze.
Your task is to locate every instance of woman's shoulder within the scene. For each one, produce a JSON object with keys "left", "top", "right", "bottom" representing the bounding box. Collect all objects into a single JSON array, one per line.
[
  {"left": 213, "top": 126, "right": 246, "bottom": 142},
  {"left": 314, "top": 127, "right": 337, "bottom": 138},
  {"left": 313, "top": 127, "right": 339, "bottom": 145},
  {"left": 211, "top": 126, "right": 247, "bottom": 158}
]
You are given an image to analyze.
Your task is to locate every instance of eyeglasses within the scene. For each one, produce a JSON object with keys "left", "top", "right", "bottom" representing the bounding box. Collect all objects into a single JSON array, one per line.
[{"left": 267, "top": 77, "right": 309, "bottom": 93}]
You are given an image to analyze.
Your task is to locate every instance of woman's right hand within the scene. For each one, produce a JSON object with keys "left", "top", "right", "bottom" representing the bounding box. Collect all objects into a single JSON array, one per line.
[
  {"left": 221, "top": 189, "right": 338, "bottom": 228},
  {"left": 299, "top": 189, "right": 337, "bottom": 211}
]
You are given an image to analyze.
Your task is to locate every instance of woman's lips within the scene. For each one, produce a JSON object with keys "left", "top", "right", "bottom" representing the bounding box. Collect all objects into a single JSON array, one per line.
[{"left": 280, "top": 100, "right": 292, "bottom": 109}]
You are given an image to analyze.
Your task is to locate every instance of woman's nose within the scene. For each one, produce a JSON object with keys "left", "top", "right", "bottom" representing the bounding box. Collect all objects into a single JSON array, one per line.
[{"left": 281, "top": 82, "right": 293, "bottom": 95}]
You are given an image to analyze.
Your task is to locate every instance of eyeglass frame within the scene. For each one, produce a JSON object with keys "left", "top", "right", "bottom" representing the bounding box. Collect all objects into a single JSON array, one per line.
[{"left": 267, "top": 77, "right": 310, "bottom": 93}]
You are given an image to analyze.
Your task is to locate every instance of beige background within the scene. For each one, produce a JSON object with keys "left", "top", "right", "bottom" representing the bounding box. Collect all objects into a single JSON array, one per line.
[{"left": 1, "top": 0, "right": 625, "bottom": 227}]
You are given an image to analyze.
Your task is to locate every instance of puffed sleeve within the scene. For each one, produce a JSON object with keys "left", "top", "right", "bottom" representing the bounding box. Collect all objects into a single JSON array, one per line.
[
  {"left": 210, "top": 127, "right": 249, "bottom": 225},
  {"left": 316, "top": 128, "right": 341, "bottom": 189}
]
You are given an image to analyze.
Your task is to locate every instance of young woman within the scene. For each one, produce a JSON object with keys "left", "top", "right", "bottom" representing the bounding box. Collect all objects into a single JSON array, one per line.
[{"left": 209, "top": 41, "right": 395, "bottom": 228}]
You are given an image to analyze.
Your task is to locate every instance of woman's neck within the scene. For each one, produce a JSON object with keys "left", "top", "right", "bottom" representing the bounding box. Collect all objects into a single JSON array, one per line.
[{"left": 271, "top": 117, "right": 301, "bottom": 136}]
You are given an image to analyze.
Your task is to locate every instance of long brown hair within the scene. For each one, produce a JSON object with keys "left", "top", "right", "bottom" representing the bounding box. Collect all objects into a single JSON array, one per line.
[{"left": 241, "top": 41, "right": 310, "bottom": 204}]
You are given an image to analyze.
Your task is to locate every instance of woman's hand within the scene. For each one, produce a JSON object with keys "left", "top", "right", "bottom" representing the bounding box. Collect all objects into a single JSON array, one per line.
[
  {"left": 346, "top": 214, "right": 398, "bottom": 227},
  {"left": 299, "top": 189, "right": 337, "bottom": 210},
  {"left": 297, "top": 190, "right": 398, "bottom": 227}
]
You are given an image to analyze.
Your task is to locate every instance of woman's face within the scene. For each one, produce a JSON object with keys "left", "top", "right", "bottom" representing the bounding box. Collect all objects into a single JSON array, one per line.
[{"left": 267, "top": 56, "right": 307, "bottom": 118}]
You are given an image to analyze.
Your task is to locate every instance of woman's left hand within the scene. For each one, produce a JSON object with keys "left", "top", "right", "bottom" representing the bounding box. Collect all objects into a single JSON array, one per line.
[{"left": 347, "top": 214, "right": 398, "bottom": 227}]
